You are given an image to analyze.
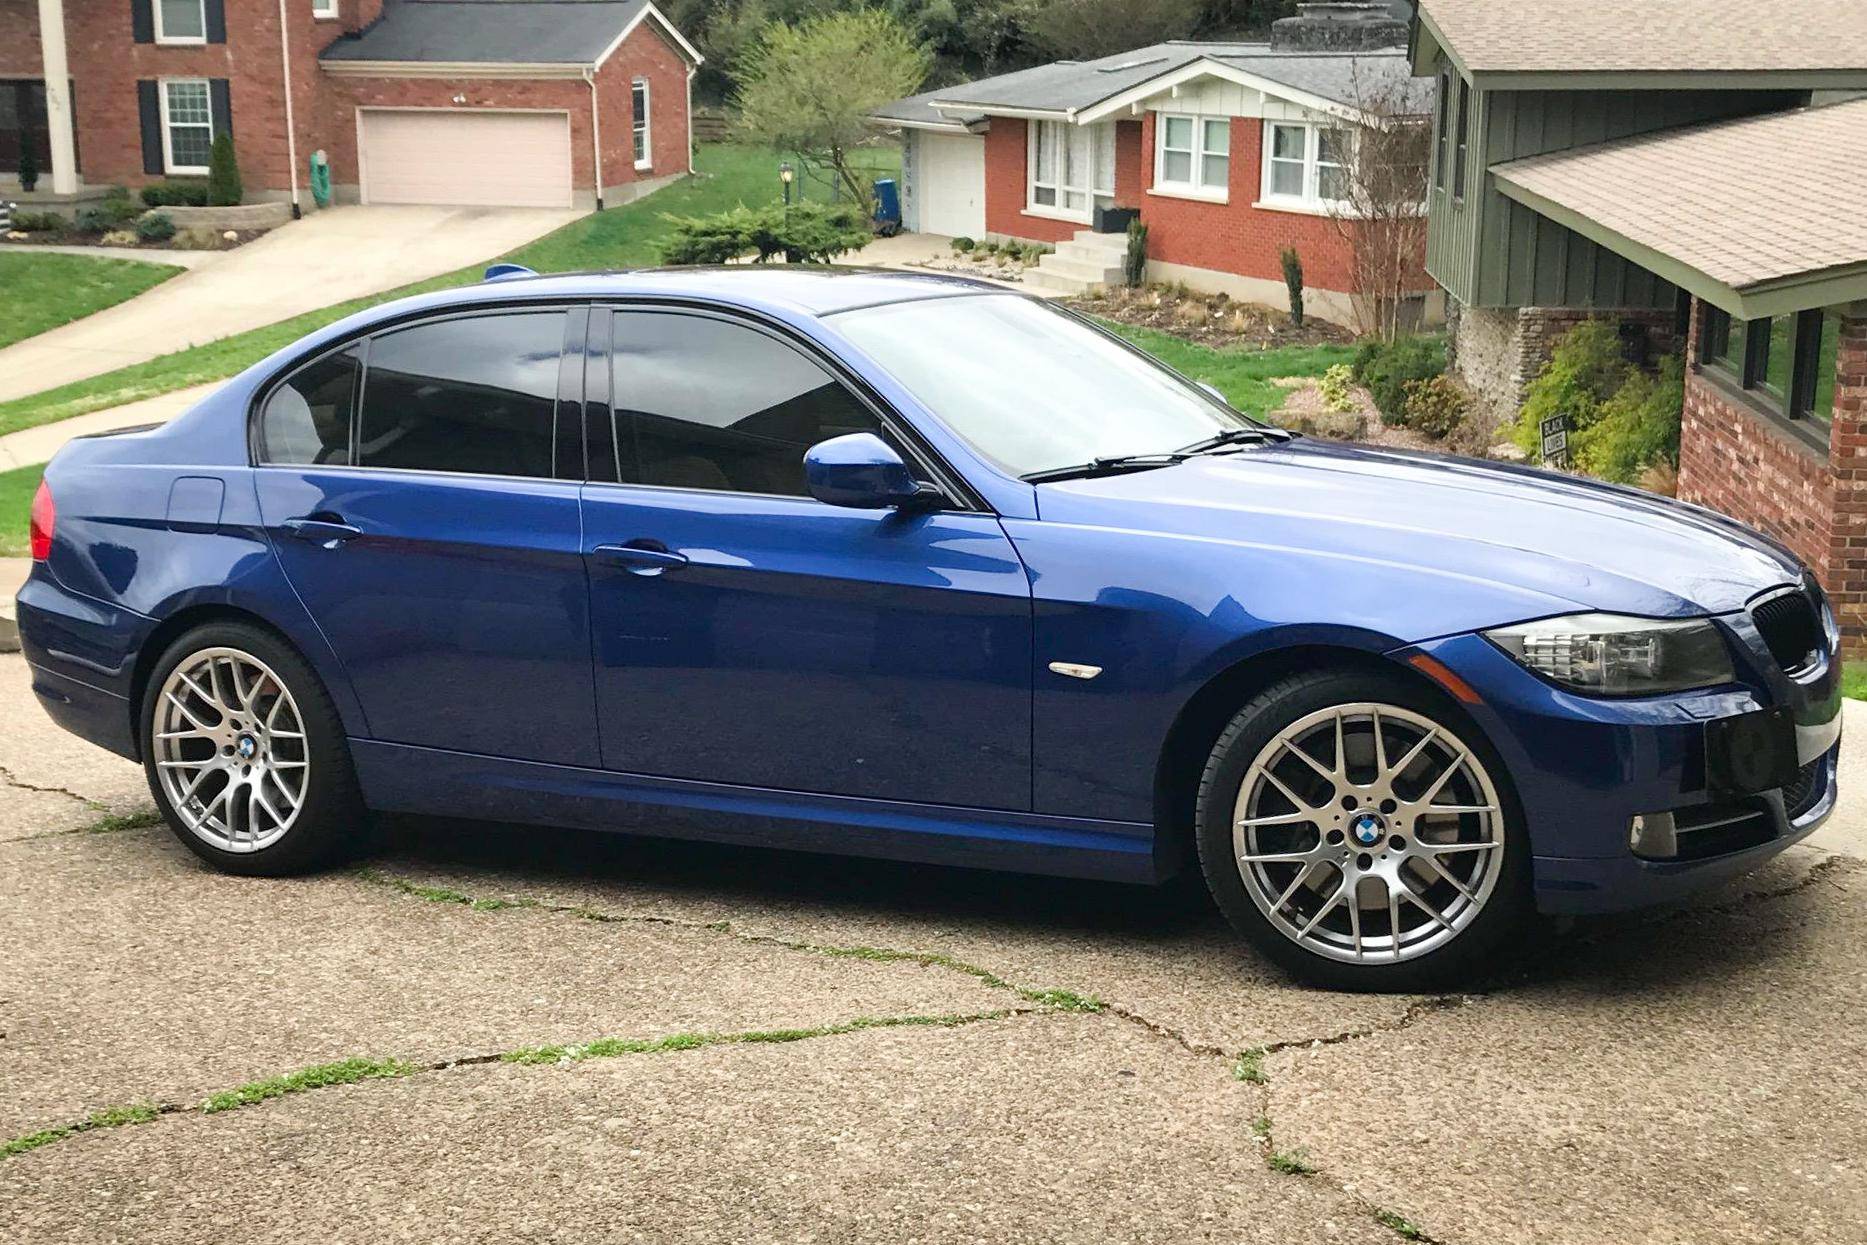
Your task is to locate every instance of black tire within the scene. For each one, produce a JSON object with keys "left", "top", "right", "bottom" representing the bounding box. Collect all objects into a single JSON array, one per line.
[
  {"left": 139, "top": 620, "right": 364, "bottom": 876},
  {"left": 1195, "top": 667, "right": 1531, "bottom": 992}
]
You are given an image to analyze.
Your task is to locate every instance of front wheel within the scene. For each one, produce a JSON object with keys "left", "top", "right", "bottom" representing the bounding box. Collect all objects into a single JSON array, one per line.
[
  {"left": 141, "top": 621, "right": 363, "bottom": 875},
  {"left": 1195, "top": 669, "right": 1531, "bottom": 991}
]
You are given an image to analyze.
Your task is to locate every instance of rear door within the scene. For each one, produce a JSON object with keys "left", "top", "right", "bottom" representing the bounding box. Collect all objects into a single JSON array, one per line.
[
  {"left": 579, "top": 306, "right": 1034, "bottom": 809},
  {"left": 252, "top": 307, "right": 600, "bottom": 766}
]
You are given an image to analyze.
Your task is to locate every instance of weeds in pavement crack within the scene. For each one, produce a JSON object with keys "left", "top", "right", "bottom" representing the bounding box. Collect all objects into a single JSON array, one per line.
[
  {"left": 1374, "top": 1208, "right": 1427, "bottom": 1240},
  {"left": 354, "top": 867, "right": 1106, "bottom": 1014},
  {"left": 10, "top": 807, "right": 162, "bottom": 843},
  {"left": 2, "top": 1008, "right": 1047, "bottom": 1161}
]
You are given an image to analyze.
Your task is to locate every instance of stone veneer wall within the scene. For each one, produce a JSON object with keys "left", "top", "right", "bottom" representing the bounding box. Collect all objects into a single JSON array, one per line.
[
  {"left": 1449, "top": 302, "right": 1679, "bottom": 440},
  {"left": 1676, "top": 297, "right": 1867, "bottom": 653}
]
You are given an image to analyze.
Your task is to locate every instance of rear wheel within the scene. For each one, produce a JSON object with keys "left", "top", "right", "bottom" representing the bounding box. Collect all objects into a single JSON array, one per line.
[
  {"left": 141, "top": 622, "right": 362, "bottom": 875},
  {"left": 1196, "top": 669, "right": 1530, "bottom": 991}
]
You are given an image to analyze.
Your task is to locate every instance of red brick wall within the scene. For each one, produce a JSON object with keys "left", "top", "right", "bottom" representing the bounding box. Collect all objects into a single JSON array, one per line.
[
  {"left": 1678, "top": 297, "right": 1867, "bottom": 652},
  {"left": 24, "top": 1, "right": 689, "bottom": 199},
  {"left": 1138, "top": 111, "right": 1357, "bottom": 290},
  {"left": 1113, "top": 118, "right": 1143, "bottom": 208},
  {"left": 982, "top": 118, "right": 1076, "bottom": 244},
  {"left": 0, "top": 0, "right": 43, "bottom": 77}
]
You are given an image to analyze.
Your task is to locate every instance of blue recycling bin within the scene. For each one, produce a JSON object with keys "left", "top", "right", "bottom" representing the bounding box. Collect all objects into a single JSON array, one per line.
[{"left": 872, "top": 177, "right": 901, "bottom": 237}]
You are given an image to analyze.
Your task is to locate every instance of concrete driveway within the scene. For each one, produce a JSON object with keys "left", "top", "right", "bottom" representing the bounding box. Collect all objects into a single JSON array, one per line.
[
  {"left": 0, "top": 204, "right": 580, "bottom": 403},
  {"left": 1, "top": 653, "right": 1862, "bottom": 1244}
]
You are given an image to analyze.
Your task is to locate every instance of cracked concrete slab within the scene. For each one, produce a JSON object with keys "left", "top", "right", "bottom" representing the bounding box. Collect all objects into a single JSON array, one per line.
[
  {"left": 0, "top": 654, "right": 147, "bottom": 824},
  {"left": 1, "top": 1013, "right": 1396, "bottom": 1245},
  {"left": 1266, "top": 861, "right": 1867, "bottom": 1245},
  {"left": 358, "top": 818, "right": 1417, "bottom": 1056},
  {"left": 0, "top": 827, "right": 1012, "bottom": 1140}
]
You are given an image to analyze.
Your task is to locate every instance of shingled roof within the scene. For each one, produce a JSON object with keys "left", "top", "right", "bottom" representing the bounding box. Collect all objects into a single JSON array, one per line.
[
  {"left": 1491, "top": 100, "right": 1867, "bottom": 317},
  {"left": 321, "top": 0, "right": 698, "bottom": 67},
  {"left": 1418, "top": 0, "right": 1867, "bottom": 75}
]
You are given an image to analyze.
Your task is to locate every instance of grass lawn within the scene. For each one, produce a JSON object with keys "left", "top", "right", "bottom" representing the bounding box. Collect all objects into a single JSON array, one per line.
[
  {"left": 0, "top": 143, "right": 889, "bottom": 440},
  {"left": 0, "top": 252, "right": 182, "bottom": 352},
  {"left": 0, "top": 462, "right": 43, "bottom": 558},
  {"left": 1843, "top": 663, "right": 1867, "bottom": 701},
  {"left": 1097, "top": 322, "right": 1358, "bottom": 418}
]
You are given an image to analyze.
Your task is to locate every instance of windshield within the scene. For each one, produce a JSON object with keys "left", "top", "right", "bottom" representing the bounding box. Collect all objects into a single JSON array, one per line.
[{"left": 832, "top": 294, "right": 1255, "bottom": 478}]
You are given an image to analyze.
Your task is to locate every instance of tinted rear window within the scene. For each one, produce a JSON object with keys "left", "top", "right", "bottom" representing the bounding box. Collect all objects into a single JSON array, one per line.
[
  {"left": 260, "top": 347, "right": 358, "bottom": 466},
  {"left": 357, "top": 312, "right": 566, "bottom": 478}
]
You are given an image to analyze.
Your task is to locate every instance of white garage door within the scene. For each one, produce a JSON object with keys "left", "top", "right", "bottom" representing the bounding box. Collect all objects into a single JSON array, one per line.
[
  {"left": 359, "top": 110, "right": 572, "bottom": 208},
  {"left": 917, "top": 131, "right": 985, "bottom": 238}
]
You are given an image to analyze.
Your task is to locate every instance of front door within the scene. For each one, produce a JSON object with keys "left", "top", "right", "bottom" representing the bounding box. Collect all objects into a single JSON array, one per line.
[
  {"left": 252, "top": 307, "right": 599, "bottom": 766},
  {"left": 581, "top": 308, "right": 1033, "bottom": 810}
]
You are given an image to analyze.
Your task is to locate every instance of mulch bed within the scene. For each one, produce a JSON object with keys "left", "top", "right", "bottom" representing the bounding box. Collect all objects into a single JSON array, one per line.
[
  {"left": 1067, "top": 285, "right": 1353, "bottom": 349},
  {"left": 1, "top": 228, "right": 265, "bottom": 252}
]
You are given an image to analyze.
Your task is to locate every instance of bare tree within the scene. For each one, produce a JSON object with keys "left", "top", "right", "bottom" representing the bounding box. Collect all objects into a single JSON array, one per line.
[{"left": 1323, "top": 62, "right": 1432, "bottom": 342}]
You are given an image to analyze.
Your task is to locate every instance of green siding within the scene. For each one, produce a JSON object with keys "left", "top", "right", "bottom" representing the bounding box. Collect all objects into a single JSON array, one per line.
[{"left": 1427, "top": 85, "right": 1804, "bottom": 309}]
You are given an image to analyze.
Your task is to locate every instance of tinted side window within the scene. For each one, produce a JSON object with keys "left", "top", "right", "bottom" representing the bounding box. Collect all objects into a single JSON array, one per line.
[
  {"left": 261, "top": 347, "right": 358, "bottom": 465},
  {"left": 358, "top": 312, "right": 566, "bottom": 478},
  {"left": 613, "top": 312, "right": 887, "bottom": 497}
]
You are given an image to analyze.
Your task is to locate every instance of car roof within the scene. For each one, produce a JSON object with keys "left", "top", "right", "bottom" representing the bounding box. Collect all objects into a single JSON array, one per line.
[{"left": 381, "top": 267, "right": 1015, "bottom": 321}]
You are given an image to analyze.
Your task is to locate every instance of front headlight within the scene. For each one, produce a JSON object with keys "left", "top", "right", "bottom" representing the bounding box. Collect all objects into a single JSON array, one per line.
[{"left": 1484, "top": 613, "right": 1734, "bottom": 696}]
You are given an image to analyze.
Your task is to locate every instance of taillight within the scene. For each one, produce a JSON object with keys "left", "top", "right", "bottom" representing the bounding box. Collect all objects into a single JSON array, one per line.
[{"left": 29, "top": 479, "right": 54, "bottom": 562}]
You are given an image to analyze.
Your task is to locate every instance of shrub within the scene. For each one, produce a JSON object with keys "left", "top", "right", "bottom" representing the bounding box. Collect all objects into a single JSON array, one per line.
[
  {"left": 1123, "top": 219, "right": 1147, "bottom": 288},
  {"left": 1402, "top": 374, "right": 1472, "bottom": 441},
  {"left": 141, "top": 180, "right": 210, "bottom": 208},
  {"left": 658, "top": 200, "right": 872, "bottom": 266},
  {"left": 101, "top": 228, "right": 139, "bottom": 246},
  {"left": 1573, "top": 354, "right": 1684, "bottom": 484},
  {"left": 1358, "top": 336, "right": 1447, "bottom": 423},
  {"left": 951, "top": 236, "right": 975, "bottom": 253},
  {"left": 71, "top": 206, "right": 112, "bottom": 234},
  {"left": 16, "top": 142, "right": 38, "bottom": 192},
  {"left": 1280, "top": 247, "right": 1304, "bottom": 327},
  {"left": 1511, "top": 319, "right": 1630, "bottom": 458},
  {"left": 977, "top": 239, "right": 999, "bottom": 255},
  {"left": 136, "top": 212, "right": 177, "bottom": 243},
  {"left": 1318, "top": 363, "right": 1356, "bottom": 414},
  {"left": 100, "top": 196, "right": 141, "bottom": 225},
  {"left": 11, "top": 210, "right": 64, "bottom": 233},
  {"left": 207, "top": 133, "right": 243, "bottom": 206},
  {"left": 175, "top": 225, "right": 227, "bottom": 250}
]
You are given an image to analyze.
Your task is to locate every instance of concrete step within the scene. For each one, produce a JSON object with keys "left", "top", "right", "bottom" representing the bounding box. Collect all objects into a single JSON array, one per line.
[
  {"left": 1037, "top": 252, "right": 1123, "bottom": 285},
  {"left": 1070, "top": 229, "right": 1130, "bottom": 255},
  {"left": 1023, "top": 267, "right": 1096, "bottom": 295}
]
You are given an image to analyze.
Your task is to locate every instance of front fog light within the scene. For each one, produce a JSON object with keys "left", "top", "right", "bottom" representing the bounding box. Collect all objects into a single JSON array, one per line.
[{"left": 1485, "top": 613, "right": 1734, "bottom": 696}]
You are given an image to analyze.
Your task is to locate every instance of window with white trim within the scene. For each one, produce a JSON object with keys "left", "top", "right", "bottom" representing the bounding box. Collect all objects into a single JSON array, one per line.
[
  {"left": 632, "top": 78, "right": 651, "bottom": 169},
  {"left": 1027, "top": 119, "right": 1114, "bottom": 220},
  {"left": 312, "top": 0, "right": 339, "bottom": 18},
  {"left": 1154, "top": 114, "right": 1229, "bottom": 198},
  {"left": 161, "top": 78, "right": 213, "bottom": 175},
  {"left": 1260, "top": 121, "right": 1353, "bottom": 211},
  {"left": 156, "top": 0, "right": 207, "bottom": 43}
]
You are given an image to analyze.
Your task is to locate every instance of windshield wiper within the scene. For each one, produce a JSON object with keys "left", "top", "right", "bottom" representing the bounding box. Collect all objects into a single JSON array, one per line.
[
  {"left": 1174, "top": 425, "right": 1294, "bottom": 455},
  {"left": 1022, "top": 453, "right": 1187, "bottom": 484}
]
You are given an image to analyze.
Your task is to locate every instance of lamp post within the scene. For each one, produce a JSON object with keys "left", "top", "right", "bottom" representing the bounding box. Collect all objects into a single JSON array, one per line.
[{"left": 779, "top": 161, "right": 794, "bottom": 207}]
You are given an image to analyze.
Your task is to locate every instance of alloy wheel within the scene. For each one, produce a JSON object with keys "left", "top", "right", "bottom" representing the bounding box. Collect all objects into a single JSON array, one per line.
[
  {"left": 152, "top": 647, "right": 310, "bottom": 853},
  {"left": 1230, "top": 702, "right": 1505, "bottom": 964}
]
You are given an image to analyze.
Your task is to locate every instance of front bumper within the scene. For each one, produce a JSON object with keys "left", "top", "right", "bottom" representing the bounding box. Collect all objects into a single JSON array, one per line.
[{"left": 1415, "top": 628, "right": 1842, "bottom": 916}]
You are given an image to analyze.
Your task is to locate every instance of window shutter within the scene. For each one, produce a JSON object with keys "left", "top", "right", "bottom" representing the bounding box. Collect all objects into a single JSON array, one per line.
[
  {"left": 210, "top": 79, "right": 233, "bottom": 140},
  {"left": 205, "top": 0, "right": 227, "bottom": 43},
  {"left": 138, "top": 81, "right": 164, "bottom": 174},
  {"left": 131, "top": 0, "right": 154, "bottom": 43}
]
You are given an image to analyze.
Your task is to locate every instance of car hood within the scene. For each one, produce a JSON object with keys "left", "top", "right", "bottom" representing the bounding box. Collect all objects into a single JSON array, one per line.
[{"left": 1033, "top": 438, "right": 1801, "bottom": 620}]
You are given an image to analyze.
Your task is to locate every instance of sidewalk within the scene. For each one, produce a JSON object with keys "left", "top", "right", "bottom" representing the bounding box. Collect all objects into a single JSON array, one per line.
[
  {"left": 0, "top": 384, "right": 215, "bottom": 472},
  {"left": 0, "top": 242, "right": 220, "bottom": 269}
]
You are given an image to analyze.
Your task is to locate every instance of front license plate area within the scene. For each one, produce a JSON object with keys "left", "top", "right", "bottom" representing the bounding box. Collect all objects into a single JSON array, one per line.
[{"left": 1704, "top": 706, "right": 1799, "bottom": 795}]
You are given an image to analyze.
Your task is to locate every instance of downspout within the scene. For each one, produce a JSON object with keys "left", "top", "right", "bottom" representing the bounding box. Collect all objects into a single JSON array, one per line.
[
  {"left": 685, "top": 64, "right": 696, "bottom": 174},
  {"left": 276, "top": 0, "right": 303, "bottom": 217},
  {"left": 584, "top": 67, "right": 603, "bottom": 211}
]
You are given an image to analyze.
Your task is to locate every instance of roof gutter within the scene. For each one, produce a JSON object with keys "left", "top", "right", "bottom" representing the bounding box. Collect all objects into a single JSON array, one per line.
[{"left": 322, "top": 60, "right": 593, "bottom": 78}]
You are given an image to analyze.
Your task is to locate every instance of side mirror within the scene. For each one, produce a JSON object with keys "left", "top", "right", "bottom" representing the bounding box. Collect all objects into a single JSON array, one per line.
[
  {"left": 1197, "top": 381, "right": 1231, "bottom": 408},
  {"left": 803, "top": 432, "right": 937, "bottom": 509}
]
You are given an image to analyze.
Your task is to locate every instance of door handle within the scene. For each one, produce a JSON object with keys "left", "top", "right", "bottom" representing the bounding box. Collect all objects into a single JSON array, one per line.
[
  {"left": 593, "top": 542, "right": 690, "bottom": 576},
  {"left": 281, "top": 516, "right": 363, "bottom": 547}
]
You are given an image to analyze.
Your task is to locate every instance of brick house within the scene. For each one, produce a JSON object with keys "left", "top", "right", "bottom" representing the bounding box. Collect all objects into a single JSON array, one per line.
[
  {"left": 870, "top": 2, "right": 1438, "bottom": 326},
  {"left": 1410, "top": 0, "right": 1867, "bottom": 649},
  {"left": 1, "top": 0, "right": 700, "bottom": 213}
]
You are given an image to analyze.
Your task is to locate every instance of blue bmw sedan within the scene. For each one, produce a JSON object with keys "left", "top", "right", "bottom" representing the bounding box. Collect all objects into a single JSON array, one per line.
[{"left": 19, "top": 268, "right": 1841, "bottom": 989}]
